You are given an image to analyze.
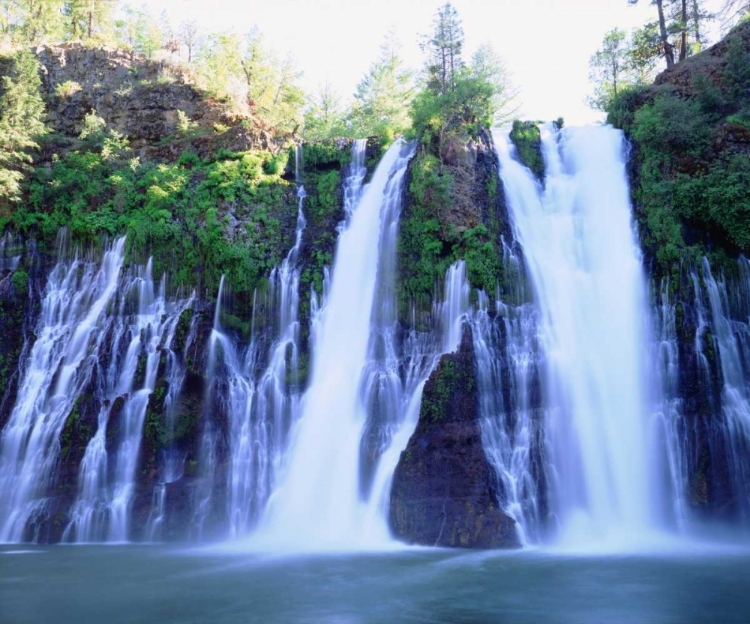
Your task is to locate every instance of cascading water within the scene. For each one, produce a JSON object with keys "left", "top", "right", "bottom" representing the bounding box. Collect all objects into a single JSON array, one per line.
[
  {"left": 694, "top": 258, "right": 750, "bottom": 517},
  {"left": 60, "top": 261, "right": 191, "bottom": 543},
  {"left": 195, "top": 144, "right": 314, "bottom": 537},
  {"left": 145, "top": 301, "right": 198, "bottom": 541},
  {"left": 0, "top": 238, "right": 125, "bottom": 542},
  {"left": 472, "top": 288, "right": 548, "bottom": 545},
  {"left": 491, "top": 124, "right": 661, "bottom": 547},
  {"left": 652, "top": 279, "right": 690, "bottom": 530},
  {"left": 258, "top": 140, "right": 420, "bottom": 549}
]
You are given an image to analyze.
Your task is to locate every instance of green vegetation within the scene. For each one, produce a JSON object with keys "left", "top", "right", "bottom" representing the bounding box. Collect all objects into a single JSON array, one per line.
[
  {"left": 6, "top": 123, "right": 298, "bottom": 298},
  {"left": 509, "top": 120, "right": 544, "bottom": 179},
  {"left": 608, "top": 28, "right": 750, "bottom": 279},
  {"left": 0, "top": 50, "right": 46, "bottom": 207},
  {"left": 296, "top": 141, "right": 350, "bottom": 314},
  {"left": 396, "top": 3, "right": 517, "bottom": 320},
  {"left": 421, "top": 355, "right": 475, "bottom": 424}
]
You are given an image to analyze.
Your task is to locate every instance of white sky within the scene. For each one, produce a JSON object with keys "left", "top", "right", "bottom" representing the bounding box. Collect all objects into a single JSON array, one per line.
[{"left": 145, "top": 0, "right": 726, "bottom": 125}]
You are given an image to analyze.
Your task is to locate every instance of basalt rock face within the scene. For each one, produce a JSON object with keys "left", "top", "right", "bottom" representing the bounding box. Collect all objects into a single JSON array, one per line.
[
  {"left": 389, "top": 325, "right": 519, "bottom": 549},
  {"left": 34, "top": 43, "right": 281, "bottom": 158}
]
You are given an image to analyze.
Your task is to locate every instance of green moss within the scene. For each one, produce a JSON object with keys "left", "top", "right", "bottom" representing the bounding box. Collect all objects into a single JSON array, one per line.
[
  {"left": 301, "top": 140, "right": 352, "bottom": 172},
  {"left": 509, "top": 120, "right": 544, "bottom": 179},
  {"left": 398, "top": 150, "right": 505, "bottom": 321},
  {"left": 11, "top": 269, "right": 28, "bottom": 294},
  {"left": 421, "top": 356, "right": 475, "bottom": 424}
]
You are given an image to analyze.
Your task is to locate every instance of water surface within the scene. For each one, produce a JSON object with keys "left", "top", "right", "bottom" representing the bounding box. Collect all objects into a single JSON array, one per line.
[{"left": 2, "top": 546, "right": 750, "bottom": 623}]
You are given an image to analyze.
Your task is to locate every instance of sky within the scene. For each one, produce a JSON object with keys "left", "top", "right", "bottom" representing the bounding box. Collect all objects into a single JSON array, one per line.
[{"left": 145, "top": 0, "right": 726, "bottom": 125}]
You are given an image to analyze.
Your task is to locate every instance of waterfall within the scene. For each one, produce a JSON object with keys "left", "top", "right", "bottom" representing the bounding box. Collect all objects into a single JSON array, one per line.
[
  {"left": 193, "top": 143, "right": 315, "bottom": 537},
  {"left": 652, "top": 279, "right": 690, "bottom": 531},
  {"left": 472, "top": 289, "right": 548, "bottom": 545},
  {"left": 0, "top": 238, "right": 125, "bottom": 542},
  {"left": 491, "top": 125, "right": 660, "bottom": 546},
  {"left": 696, "top": 258, "right": 750, "bottom": 518},
  {"left": 144, "top": 301, "right": 198, "bottom": 541},
  {"left": 257, "top": 140, "right": 419, "bottom": 549},
  {"left": 60, "top": 260, "right": 191, "bottom": 543}
]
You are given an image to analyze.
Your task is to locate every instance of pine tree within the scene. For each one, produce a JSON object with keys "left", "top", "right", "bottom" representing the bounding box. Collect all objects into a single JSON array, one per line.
[
  {"left": 628, "top": 0, "right": 676, "bottom": 68},
  {"left": 64, "top": 0, "right": 115, "bottom": 41},
  {"left": 0, "top": 50, "right": 46, "bottom": 205},
  {"left": 421, "top": 2, "right": 464, "bottom": 94},
  {"left": 349, "top": 30, "right": 414, "bottom": 138},
  {"left": 303, "top": 82, "right": 347, "bottom": 140},
  {"left": 470, "top": 42, "right": 519, "bottom": 124}
]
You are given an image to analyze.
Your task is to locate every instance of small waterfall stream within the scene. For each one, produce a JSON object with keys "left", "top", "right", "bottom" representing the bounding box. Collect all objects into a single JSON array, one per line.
[{"left": 0, "top": 238, "right": 126, "bottom": 542}]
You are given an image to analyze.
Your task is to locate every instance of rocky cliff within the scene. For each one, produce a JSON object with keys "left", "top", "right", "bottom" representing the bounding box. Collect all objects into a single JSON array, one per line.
[
  {"left": 390, "top": 326, "right": 519, "bottom": 548},
  {"left": 35, "top": 43, "right": 280, "bottom": 159}
]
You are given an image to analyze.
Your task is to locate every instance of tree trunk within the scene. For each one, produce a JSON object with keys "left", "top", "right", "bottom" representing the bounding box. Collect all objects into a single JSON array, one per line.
[
  {"left": 692, "top": 0, "right": 702, "bottom": 46},
  {"left": 88, "top": 0, "right": 94, "bottom": 39},
  {"left": 679, "top": 0, "right": 688, "bottom": 61},
  {"left": 656, "top": 0, "right": 675, "bottom": 69}
]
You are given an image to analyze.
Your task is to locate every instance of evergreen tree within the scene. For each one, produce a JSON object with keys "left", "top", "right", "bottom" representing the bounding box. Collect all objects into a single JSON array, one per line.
[
  {"left": 303, "top": 82, "right": 348, "bottom": 140},
  {"left": 349, "top": 30, "right": 414, "bottom": 138},
  {"left": 421, "top": 2, "right": 464, "bottom": 94},
  {"left": 628, "top": 0, "right": 676, "bottom": 68},
  {"left": 0, "top": 50, "right": 46, "bottom": 205},
  {"left": 629, "top": 0, "right": 713, "bottom": 65},
  {"left": 4, "top": 0, "right": 66, "bottom": 44},
  {"left": 628, "top": 22, "right": 662, "bottom": 81},
  {"left": 470, "top": 42, "right": 519, "bottom": 124},
  {"left": 64, "top": 0, "right": 115, "bottom": 41}
]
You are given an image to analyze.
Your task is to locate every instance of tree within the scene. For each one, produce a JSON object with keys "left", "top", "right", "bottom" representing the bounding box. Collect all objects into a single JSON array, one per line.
[
  {"left": 628, "top": 22, "right": 663, "bottom": 82},
  {"left": 587, "top": 28, "right": 629, "bottom": 111},
  {"left": 177, "top": 20, "right": 200, "bottom": 63},
  {"left": 470, "top": 42, "right": 519, "bottom": 124},
  {"left": 664, "top": 0, "right": 712, "bottom": 60},
  {"left": 720, "top": 0, "right": 750, "bottom": 27},
  {"left": 197, "top": 29, "right": 304, "bottom": 133},
  {"left": 687, "top": 0, "right": 713, "bottom": 50},
  {"left": 5, "top": 0, "right": 66, "bottom": 44},
  {"left": 303, "top": 82, "right": 348, "bottom": 140},
  {"left": 0, "top": 50, "right": 46, "bottom": 205},
  {"left": 628, "top": 0, "right": 676, "bottom": 69},
  {"left": 348, "top": 30, "right": 414, "bottom": 138},
  {"left": 63, "top": 0, "right": 116, "bottom": 41},
  {"left": 421, "top": 2, "right": 464, "bottom": 94},
  {"left": 115, "top": 5, "right": 162, "bottom": 57}
]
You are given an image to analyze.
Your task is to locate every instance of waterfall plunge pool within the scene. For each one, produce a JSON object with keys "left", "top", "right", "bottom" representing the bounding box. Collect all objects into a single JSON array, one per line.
[{"left": 2, "top": 545, "right": 750, "bottom": 623}]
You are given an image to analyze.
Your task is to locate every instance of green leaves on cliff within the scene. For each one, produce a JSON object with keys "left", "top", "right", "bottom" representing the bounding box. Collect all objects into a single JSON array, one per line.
[
  {"left": 508, "top": 121, "right": 544, "bottom": 180},
  {"left": 608, "top": 29, "right": 750, "bottom": 276},
  {"left": 12, "top": 129, "right": 297, "bottom": 297},
  {"left": 398, "top": 151, "right": 503, "bottom": 319}
]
